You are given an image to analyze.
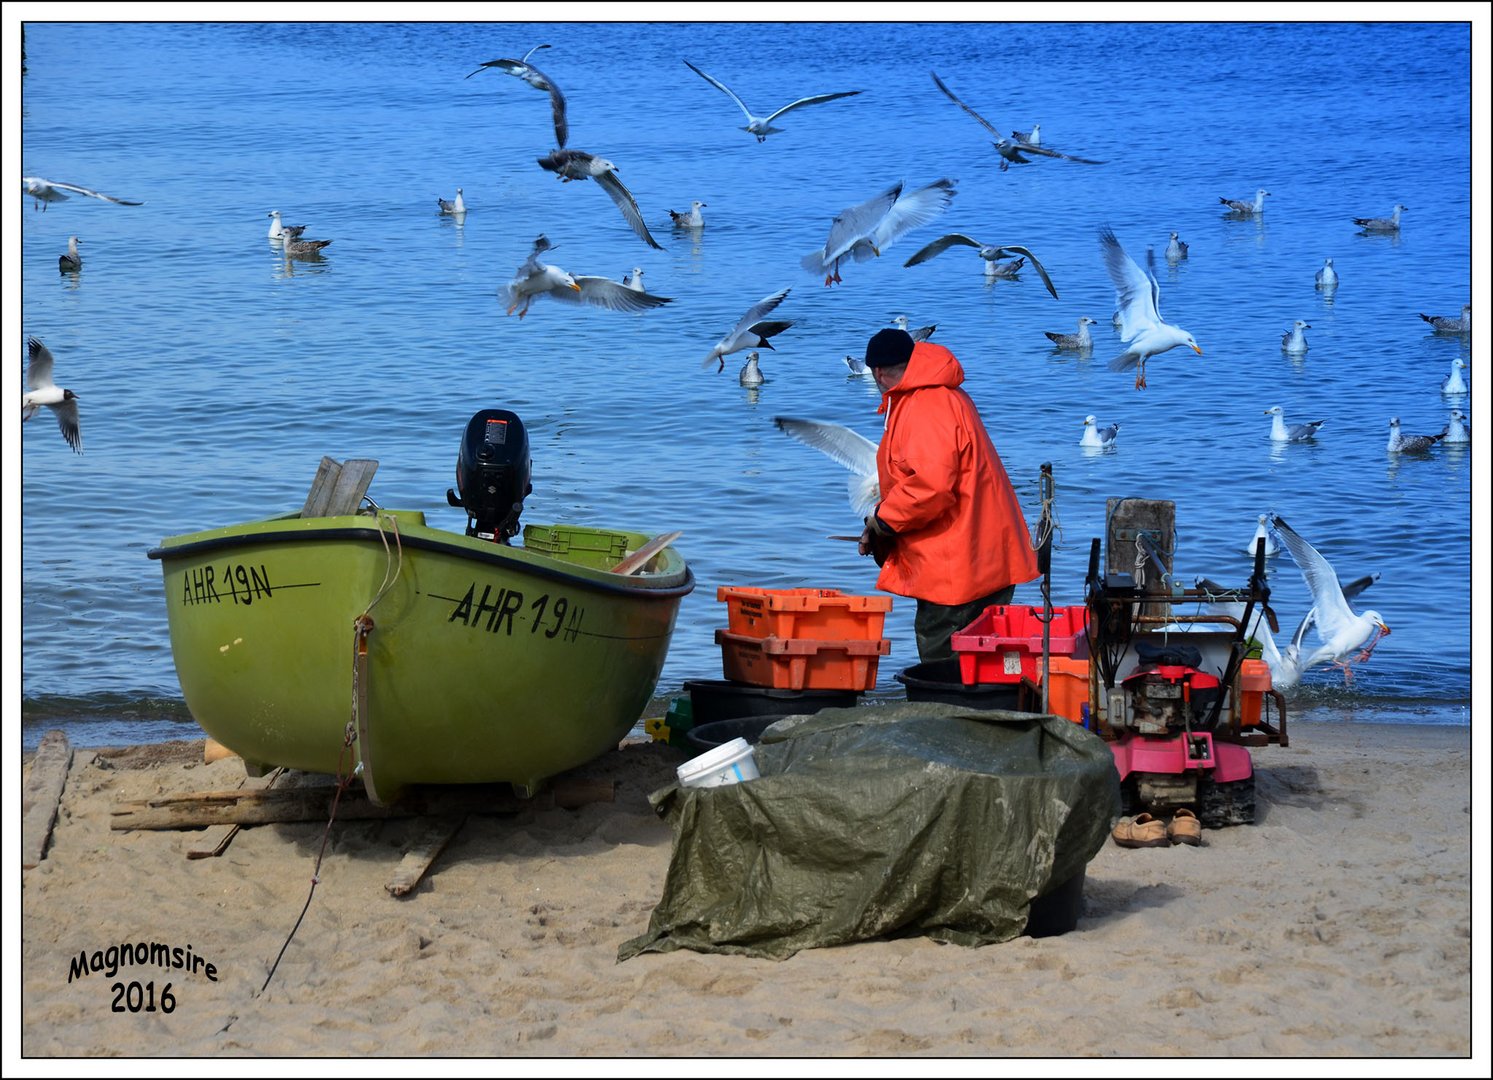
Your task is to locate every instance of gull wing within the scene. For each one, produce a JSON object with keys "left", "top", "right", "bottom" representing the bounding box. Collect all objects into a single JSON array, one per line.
[
  {"left": 993, "top": 244, "right": 1059, "bottom": 299},
  {"left": 34, "top": 179, "right": 142, "bottom": 205},
  {"left": 467, "top": 57, "right": 568, "bottom": 147},
  {"left": 26, "top": 337, "right": 57, "bottom": 391},
  {"left": 1270, "top": 515, "right": 1358, "bottom": 646},
  {"left": 773, "top": 417, "right": 881, "bottom": 517},
  {"left": 930, "top": 72, "right": 1001, "bottom": 138},
  {"left": 820, "top": 182, "right": 903, "bottom": 263},
  {"left": 594, "top": 169, "right": 665, "bottom": 250},
  {"left": 1008, "top": 141, "right": 1106, "bottom": 165},
  {"left": 553, "top": 277, "right": 673, "bottom": 313},
  {"left": 762, "top": 90, "right": 863, "bottom": 124},
  {"left": 682, "top": 60, "right": 758, "bottom": 123},
  {"left": 53, "top": 397, "right": 82, "bottom": 453},
  {"left": 903, "top": 233, "right": 982, "bottom": 267},
  {"left": 1100, "top": 227, "right": 1160, "bottom": 339},
  {"left": 849, "top": 178, "right": 956, "bottom": 262},
  {"left": 702, "top": 289, "right": 792, "bottom": 368}
]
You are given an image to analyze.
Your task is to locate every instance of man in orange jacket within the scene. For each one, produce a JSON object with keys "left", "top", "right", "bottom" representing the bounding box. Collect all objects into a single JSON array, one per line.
[{"left": 858, "top": 328, "right": 1039, "bottom": 663}]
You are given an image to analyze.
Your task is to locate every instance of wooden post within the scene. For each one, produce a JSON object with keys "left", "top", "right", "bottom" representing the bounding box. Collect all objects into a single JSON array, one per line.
[
  {"left": 22, "top": 730, "right": 73, "bottom": 869},
  {"left": 1105, "top": 498, "right": 1175, "bottom": 621}
]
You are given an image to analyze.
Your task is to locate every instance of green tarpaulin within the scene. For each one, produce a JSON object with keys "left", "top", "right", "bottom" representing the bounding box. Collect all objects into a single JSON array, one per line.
[{"left": 619, "top": 702, "right": 1121, "bottom": 961}]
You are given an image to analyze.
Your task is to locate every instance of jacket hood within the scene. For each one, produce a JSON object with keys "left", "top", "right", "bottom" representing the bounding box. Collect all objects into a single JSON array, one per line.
[{"left": 878, "top": 342, "right": 964, "bottom": 413}]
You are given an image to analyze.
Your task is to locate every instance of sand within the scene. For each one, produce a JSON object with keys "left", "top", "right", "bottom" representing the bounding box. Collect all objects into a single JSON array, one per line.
[{"left": 14, "top": 719, "right": 1481, "bottom": 1064}]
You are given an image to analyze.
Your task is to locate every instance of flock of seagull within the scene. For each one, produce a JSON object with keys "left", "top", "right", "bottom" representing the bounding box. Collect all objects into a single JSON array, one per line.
[{"left": 20, "top": 45, "right": 1472, "bottom": 695}]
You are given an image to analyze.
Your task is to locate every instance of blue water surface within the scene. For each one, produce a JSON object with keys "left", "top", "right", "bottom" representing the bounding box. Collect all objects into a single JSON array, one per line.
[{"left": 15, "top": 19, "right": 1480, "bottom": 748}]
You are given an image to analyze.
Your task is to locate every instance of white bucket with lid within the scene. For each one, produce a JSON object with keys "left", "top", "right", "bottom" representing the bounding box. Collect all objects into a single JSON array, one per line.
[{"left": 676, "top": 736, "right": 760, "bottom": 788}]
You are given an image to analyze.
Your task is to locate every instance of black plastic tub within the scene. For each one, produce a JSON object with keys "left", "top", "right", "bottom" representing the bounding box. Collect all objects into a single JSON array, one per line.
[
  {"left": 683, "top": 679, "right": 859, "bottom": 726},
  {"left": 684, "top": 716, "right": 782, "bottom": 752},
  {"left": 1024, "top": 868, "right": 1086, "bottom": 937},
  {"left": 894, "top": 658, "right": 1022, "bottom": 710}
]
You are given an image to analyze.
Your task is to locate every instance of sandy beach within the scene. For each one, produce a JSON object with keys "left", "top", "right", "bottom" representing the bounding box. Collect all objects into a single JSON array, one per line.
[{"left": 15, "top": 718, "right": 1481, "bottom": 1064}]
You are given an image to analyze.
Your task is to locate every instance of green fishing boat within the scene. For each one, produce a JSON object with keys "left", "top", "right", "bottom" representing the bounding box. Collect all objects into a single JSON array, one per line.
[{"left": 147, "top": 411, "right": 694, "bottom": 804}]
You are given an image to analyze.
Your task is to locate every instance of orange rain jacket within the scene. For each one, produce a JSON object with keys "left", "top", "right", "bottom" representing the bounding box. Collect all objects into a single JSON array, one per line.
[{"left": 873, "top": 341, "right": 1039, "bottom": 606}]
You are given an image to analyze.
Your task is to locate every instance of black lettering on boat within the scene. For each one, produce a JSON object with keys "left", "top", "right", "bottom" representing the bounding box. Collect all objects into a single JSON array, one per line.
[
  {"left": 233, "top": 564, "right": 253, "bottom": 604},
  {"left": 249, "top": 565, "right": 272, "bottom": 597},
  {"left": 544, "top": 596, "right": 568, "bottom": 639},
  {"left": 475, "top": 585, "right": 502, "bottom": 632},
  {"left": 493, "top": 588, "right": 524, "bottom": 635},
  {"left": 563, "top": 605, "right": 584, "bottom": 643},
  {"left": 449, "top": 584, "right": 475, "bottom": 625},
  {"left": 529, "top": 593, "right": 548, "bottom": 632}
]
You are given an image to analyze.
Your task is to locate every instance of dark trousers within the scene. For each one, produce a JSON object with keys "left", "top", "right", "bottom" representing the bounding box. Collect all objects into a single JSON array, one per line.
[{"left": 914, "top": 585, "right": 1016, "bottom": 664}]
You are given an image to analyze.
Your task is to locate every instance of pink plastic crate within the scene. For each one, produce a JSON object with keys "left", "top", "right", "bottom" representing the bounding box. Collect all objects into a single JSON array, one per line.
[{"left": 951, "top": 604, "right": 1088, "bottom": 685}]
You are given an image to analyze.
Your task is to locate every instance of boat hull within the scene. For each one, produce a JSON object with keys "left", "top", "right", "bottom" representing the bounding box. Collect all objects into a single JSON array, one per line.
[{"left": 149, "top": 511, "right": 693, "bottom": 801}]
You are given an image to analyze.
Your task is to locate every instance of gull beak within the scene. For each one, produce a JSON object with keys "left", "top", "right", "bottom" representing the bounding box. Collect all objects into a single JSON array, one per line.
[
  {"left": 1191, "top": 344, "right": 1204, "bottom": 354},
  {"left": 1377, "top": 622, "right": 1391, "bottom": 636},
  {"left": 568, "top": 282, "right": 582, "bottom": 292}
]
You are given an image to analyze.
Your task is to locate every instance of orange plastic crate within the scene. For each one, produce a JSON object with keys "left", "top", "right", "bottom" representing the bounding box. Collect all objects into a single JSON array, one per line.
[
  {"left": 1037, "top": 656, "right": 1090, "bottom": 724},
  {"left": 715, "top": 629, "right": 889, "bottom": 691},
  {"left": 716, "top": 586, "right": 892, "bottom": 641},
  {"left": 951, "top": 604, "right": 1088, "bottom": 685}
]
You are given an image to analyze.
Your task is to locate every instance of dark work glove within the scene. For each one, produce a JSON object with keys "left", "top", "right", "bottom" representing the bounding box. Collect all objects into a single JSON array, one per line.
[{"left": 858, "top": 513, "right": 895, "bottom": 566}]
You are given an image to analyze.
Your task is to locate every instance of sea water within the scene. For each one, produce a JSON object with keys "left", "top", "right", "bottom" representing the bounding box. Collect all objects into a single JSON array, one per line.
[{"left": 15, "top": 19, "right": 1478, "bottom": 749}]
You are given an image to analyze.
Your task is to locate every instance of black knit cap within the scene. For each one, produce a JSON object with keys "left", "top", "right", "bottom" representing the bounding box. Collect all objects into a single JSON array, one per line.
[{"left": 864, "top": 328, "right": 915, "bottom": 368}]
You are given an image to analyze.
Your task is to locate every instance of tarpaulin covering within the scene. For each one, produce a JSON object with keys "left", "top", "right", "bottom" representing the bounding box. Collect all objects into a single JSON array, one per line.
[{"left": 618, "top": 702, "right": 1120, "bottom": 961}]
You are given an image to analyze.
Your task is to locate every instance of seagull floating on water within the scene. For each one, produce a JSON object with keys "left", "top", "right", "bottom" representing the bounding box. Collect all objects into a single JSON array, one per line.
[
  {"left": 844, "top": 355, "right": 874, "bottom": 377},
  {"left": 1046, "top": 317, "right": 1097, "bottom": 350},
  {"left": 1011, "top": 123, "right": 1040, "bottom": 146},
  {"left": 467, "top": 47, "right": 568, "bottom": 148},
  {"left": 1100, "top": 227, "right": 1201, "bottom": 390},
  {"left": 891, "top": 316, "right": 936, "bottom": 342},
  {"left": 283, "top": 234, "right": 332, "bottom": 258},
  {"left": 702, "top": 288, "right": 794, "bottom": 372},
  {"left": 1419, "top": 305, "right": 1471, "bottom": 334},
  {"left": 739, "top": 352, "right": 764, "bottom": 387},
  {"left": 903, "top": 233, "right": 1059, "bottom": 298},
  {"left": 437, "top": 188, "right": 466, "bottom": 215},
  {"left": 1265, "top": 405, "right": 1325, "bottom": 443},
  {"left": 22, "top": 337, "right": 82, "bottom": 454},
  {"left": 1315, "top": 258, "right": 1339, "bottom": 289},
  {"left": 930, "top": 73, "right": 1103, "bottom": 170},
  {"left": 267, "top": 211, "right": 306, "bottom": 240},
  {"left": 1080, "top": 414, "right": 1120, "bottom": 448},
  {"left": 1243, "top": 515, "right": 1279, "bottom": 558},
  {"left": 1441, "top": 358, "right": 1468, "bottom": 396},
  {"left": 58, "top": 236, "right": 81, "bottom": 273},
  {"left": 1353, "top": 204, "right": 1406, "bottom": 233},
  {"left": 502, "top": 235, "right": 673, "bottom": 319},
  {"left": 1165, "top": 232, "right": 1189, "bottom": 261},
  {"left": 536, "top": 150, "right": 664, "bottom": 251},
  {"left": 682, "top": 59, "right": 862, "bottom": 142},
  {"left": 1281, "top": 320, "right": 1311, "bottom": 354},
  {"left": 1441, "top": 409, "right": 1470, "bottom": 444},
  {"left": 668, "top": 200, "right": 706, "bottom": 228},
  {"left": 24, "top": 177, "right": 142, "bottom": 210},
  {"left": 802, "top": 179, "right": 956, "bottom": 286},
  {"left": 772, "top": 417, "right": 880, "bottom": 517},
  {"left": 986, "top": 256, "right": 1026, "bottom": 280},
  {"left": 1270, "top": 514, "right": 1389, "bottom": 686},
  {"left": 1385, "top": 416, "right": 1444, "bottom": 453},
  {"left": 622, "top": 267, "right": 646, "bottom": 292},
  {"left": 1220, "top": 189, "right": 1270, "bottom": 214}
]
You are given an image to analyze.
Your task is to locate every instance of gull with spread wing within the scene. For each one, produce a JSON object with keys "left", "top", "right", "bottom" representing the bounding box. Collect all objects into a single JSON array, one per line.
[
  {"left": 702, "top": 288, "right": 794, "bottom": 372},
  {"left": 22, "top": 337, "right": 82, "bottom": 454},
  {"left": 1100, "top": 227, "right": 1201, "bottom": 389},
  {"left": 24, "top": 177, "right": 142, "bottom": 210},
  {"left": 929, "top": 73, "right": 1104, "bottom": 171},
  {"left": 903, "top": 233, "right": 1059, "bottom": 298},
  {"left": 466, "top": 45, "right": 568, "bottom": 148},
  {"left": 683, "top": 60, "right": 862, "bottom": 142},
  {"left": 772, "top": 417, "right": 880, "bottom": 519},
  {"left": 1269, "top": 514, "right": 1389, "bottom": 685},
  {"left": 503, "top": 235, "right": 672, "bottom": 319},
  {"left": 536, "top": 150, "right": 664, "bottom": 251},
  {"left": 802, "top": 179, "right": 956, "bottom": 286}
]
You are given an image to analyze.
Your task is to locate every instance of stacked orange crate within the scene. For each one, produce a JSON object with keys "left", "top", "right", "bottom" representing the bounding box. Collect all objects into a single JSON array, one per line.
[{"left": 714, "top": 587, "right": 892, "bottom": 692}]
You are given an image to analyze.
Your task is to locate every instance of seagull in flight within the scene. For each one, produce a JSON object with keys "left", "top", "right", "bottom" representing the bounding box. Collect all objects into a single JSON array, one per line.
[
  {"left": 1385, "top": 417, "right": 1444, "bottom": 453},
  {"left": 702, "top": 288, "right": 794, "bottom": 371},
  {"left": 1080, "top": 414, "right": 1120, "bottom": 448},
  {"left": 929, "top": 73, "right": 1104, "bottom": 170},
  {"left": 903, "top": 234, "right": 1059, "bottom": 298},
  {"left": 803, "top": 179, "right": 956, "bottom": 286},
  {"left": 536, "top": 150, "right": 664, "bottom": 251},
  {"left": 1269, "top": 514, "right": 1389, "bottom": 685},
  {"left": 502, "top": 235, "right": 672, "bottom": 319},
  {"left": 1219, "top": 189, "right": 1270, "bottom": 214},
  {"left": 1099, "top": 227, "right": 1202, "bottom": 389},
  {"left": 1264, "top": 405, "right": 1325, "bottom": 443},
  {"left": 682, "top": 59, "right": 862, "bottom": 142},
  {"left": 1046, "top": 317, "right": 1097, "bottom": 350},
  {"left": 1353, "top": 204, "right": 1407, "bottom": 233},
  {"left": 467, "top": 46, "right": 568, "bottom": 148},
  {"left": 24, "top": 177, "right": 142, "bottom": 210},
  {"left": 772, "top": 417, "right": 880, "bottom": 518},
  {"left": 22, "top": 337, "right": 82, "bottom": 454}
]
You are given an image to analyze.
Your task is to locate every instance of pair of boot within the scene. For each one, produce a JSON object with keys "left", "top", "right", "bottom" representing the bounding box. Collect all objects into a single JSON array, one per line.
[{"left": 1112, "top": 807, "right": 1201, "bottom": 848}]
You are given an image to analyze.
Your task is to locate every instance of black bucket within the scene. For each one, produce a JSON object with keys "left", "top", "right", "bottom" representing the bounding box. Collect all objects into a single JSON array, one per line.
[
  {"left": 1024, "top": 867, "right": 1086, "bottom": 937},
  {"left": 684, "top": 679, "right": 859, "bottom": 727},
  {"left": 684, "top": 716, "right": 784, "bottom": 752},
  {"left": 894, "top": 658, "right": 1022, "bottom": 710}
]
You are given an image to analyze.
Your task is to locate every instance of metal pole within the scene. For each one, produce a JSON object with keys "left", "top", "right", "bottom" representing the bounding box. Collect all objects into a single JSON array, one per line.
[{"left": 1037, "top": 463, "right": 1054, "bottom": 715}]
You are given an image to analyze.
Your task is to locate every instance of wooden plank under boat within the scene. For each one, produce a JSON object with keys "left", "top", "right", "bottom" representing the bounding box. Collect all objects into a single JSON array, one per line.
[{"left": 147, "top": 510, "right": 693, "bottom": 804}]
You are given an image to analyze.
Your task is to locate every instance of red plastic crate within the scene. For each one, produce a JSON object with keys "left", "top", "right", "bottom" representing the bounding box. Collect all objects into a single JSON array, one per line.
[
  {"left": 715, "top": 629, "right": 889, "bottom": 691},
  {"left": 951, "top": 604, "right": 1088, "bottom": 686},
  {"left": 716, "top": 586, "right": 892, "bottom": 641}
]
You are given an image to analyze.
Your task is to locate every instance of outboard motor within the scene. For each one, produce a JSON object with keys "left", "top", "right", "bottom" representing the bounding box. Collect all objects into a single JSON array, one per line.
[{"left": 447, "top": 409, "right": 531, "bottom": 542}]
